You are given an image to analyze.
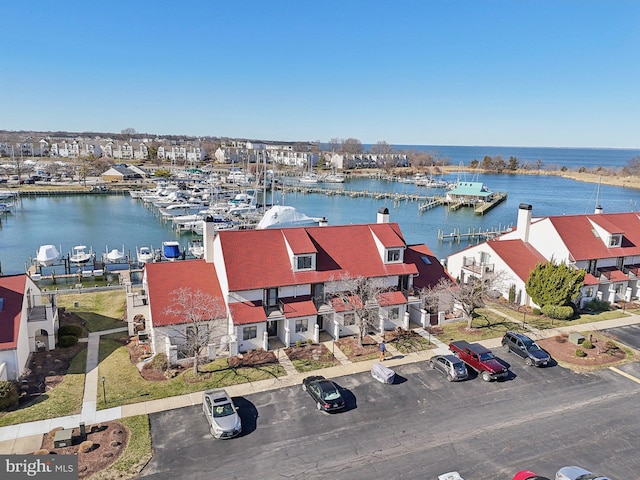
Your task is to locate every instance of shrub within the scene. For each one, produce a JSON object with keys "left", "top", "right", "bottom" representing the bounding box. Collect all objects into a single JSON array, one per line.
[
  {"left": 78, "top": 440, "right": 94, "bottom": 453},
  {"left": 532, "top": 308, "right": 542, "bottom": 316},
  {"left": 575, "top": 348, "right": 587, "bottom": 357},
  {"left": 582, "top": 339, "right": 593, "bottom": 349},
  {"left": 555, "top": 335, "right": 567, "bottom": 343},
  {"left": 0, "top": 381, "right": 19, "bottom": 410},
  {"left": 541, "top": 304, "right": 574, "bottom": 320},
  {"left": 306, "top": 338, "right": 313, "bottom": 345},
  {"left": 58, "top": 324, "right": 83, "bottom": 337},
  {"left": 58, "top": 335, "right": 78, "bottom": 348},
  {"left": 583, "top": 299, "right": 611, "bottom": 312},
  {"left": 151, "top": 353, "right": 168, "bottom": 371},
  {"left": 295, "top": 340, "right": 302, "bottom": 348}
]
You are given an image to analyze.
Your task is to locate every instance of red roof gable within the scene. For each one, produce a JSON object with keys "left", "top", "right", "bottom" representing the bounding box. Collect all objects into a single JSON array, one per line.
[
  {"left": 405, "top": 244, "right": 453, "bottom": 290},
  {"left": 228, "top": 300, "right": 267, "bottom": 325},
  {"left": 282, "top": 229, "right": 317, "bottom": 254},
  {"left": 489, "top": 239, "right": 547, "bottom": 282},
  {"left": 549, "top": 212, "right": 640, "bottom": 261},
  {"left": 369, "top": 223, "right": 405, "bottom": 248},
  {"left": 583, "top": 273, "right": 600, "bottom": 285},
  {"left": 378, "top": 290, "right": 407, "bottom": 307},
  {"left": 146, "top": 260, "right": 224, "bottom": 327},
  {"left": 280, "top": 296, "right": 317, "bottom": 318},
  {"left": 219, "top": 223, "right": 418, "bottom": 291},
  {"left": 0, "top": 274, "right": 26, "bottom": 349}
]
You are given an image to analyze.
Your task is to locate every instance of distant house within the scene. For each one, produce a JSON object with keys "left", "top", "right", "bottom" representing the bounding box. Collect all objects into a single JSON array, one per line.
[
  {"left": 131, "top": 208, "right": 452, "bottom": 362},
  {"left": 101, "top": 165, "right": 142, "bottom": 182},
  {"left": 445, "top": 181, "right": 493, "bottom": 205},
  {"left": 0, "top": 274, "right": 59, "bottom": 381}
]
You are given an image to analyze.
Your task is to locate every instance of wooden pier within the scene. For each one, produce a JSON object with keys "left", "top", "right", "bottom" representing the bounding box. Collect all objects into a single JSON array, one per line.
[
  {"left": 474, "top": 192, "right": 508, "bottom": 215},
  {"left": 437, "top": 225, "right": 514, "bottom": 243}
]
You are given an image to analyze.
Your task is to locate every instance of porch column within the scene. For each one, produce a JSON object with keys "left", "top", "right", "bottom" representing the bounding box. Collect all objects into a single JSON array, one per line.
[
  {"left": 403, "top": 311, "right": 410, "bottom": 330},
  {"left": 262, "top": 331, "right": 268, "bottom": 351},
  {"left": 313, "top": 323, "right": 320, "bottom": 343},
  {"left": 333, "top": 319, "right": 340, "bottom": 340},
  {"left": 420, "top": 309, "right": 428, "bottom": 328},
  {"left": 378, "top": 315, "right": 385, "bottom": 334},
  {"left": 284, "top": 326, "right": 291, "bottom": 348}
]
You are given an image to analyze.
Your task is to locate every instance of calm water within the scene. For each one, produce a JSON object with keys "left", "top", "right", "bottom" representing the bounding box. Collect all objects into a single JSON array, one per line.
[{"left": 3, "top": 149, "right": 640, "bottom": 276}]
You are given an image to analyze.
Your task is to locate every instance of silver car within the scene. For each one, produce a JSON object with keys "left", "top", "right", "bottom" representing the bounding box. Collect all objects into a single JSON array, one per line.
[
  {"left": 429, "top": 354, "right": 469, "bottom": 381},
  {"left": 555, "top": 466, "right": 611, "bottom": 480},
  {"left": 202, "top": 389, "right": 242, "bottom": 439}
]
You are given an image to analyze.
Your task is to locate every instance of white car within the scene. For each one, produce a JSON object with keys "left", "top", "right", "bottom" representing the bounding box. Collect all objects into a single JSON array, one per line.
[
  {"left": 202, "top": 389, "right": 242, "bottom": 439},
  {"left": 555, "top": 466, "right": 611, "bottom": 480}
]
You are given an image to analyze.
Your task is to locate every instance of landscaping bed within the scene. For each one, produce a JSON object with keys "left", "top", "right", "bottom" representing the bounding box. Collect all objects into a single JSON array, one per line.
[
  {"left": 284, "top": 343, "right": 338, "bottom": 372},
  {"left": 335, "top": 336, "right": 379, "bottom": 362},
  {"left": 537, "top": 332, "right": 636, "bottom": 371},
  {"left": 383, "top": 328, "right": 434, "bottom": 354}
]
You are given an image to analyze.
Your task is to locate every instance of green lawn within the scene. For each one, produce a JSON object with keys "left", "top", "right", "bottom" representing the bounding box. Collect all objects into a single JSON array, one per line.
[
  {"left": 58, "top": 290, "right": 127, "bottom": 332},
  {"left": 97, "top": 335, "right": 286, "bottom": 409},
  {"left": 434, "top": 309, "right": 527, "bottom": 343},
  {"left": 0, "top": 349, "right": 87, "bottom": 427},
  {"left": 292, "top": 358, "right": 339, "bottom": 372},
  {"left": 389, "top": 334, "right": 434, "bottom": 354}
]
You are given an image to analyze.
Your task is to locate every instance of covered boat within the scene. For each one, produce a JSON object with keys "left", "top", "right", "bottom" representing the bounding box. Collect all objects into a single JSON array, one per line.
[
  {"left": 256, "top": 205, "right": 324, "bottom": 229},
  {"left": 371, "top": 362, "right": 395, "bottom": 384},
  {"left": 104, "top": 246, "right": 126, "bottom": 263},
  {"left": 162, "top": 241, "right": 181, "bottom": 261},
  {"left": 36, "top": 244, "right": 60, "bottom": 267}
]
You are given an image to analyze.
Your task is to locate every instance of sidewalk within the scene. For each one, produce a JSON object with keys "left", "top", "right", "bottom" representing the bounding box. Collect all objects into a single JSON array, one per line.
[{"left": 2, "top": 314, "right": 639, "bottom": 454}]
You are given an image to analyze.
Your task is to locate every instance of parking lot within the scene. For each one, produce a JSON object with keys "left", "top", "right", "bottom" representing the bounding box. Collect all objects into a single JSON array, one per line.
[{"left": 140, "top": 355, "right": 640, "bottom": 479}]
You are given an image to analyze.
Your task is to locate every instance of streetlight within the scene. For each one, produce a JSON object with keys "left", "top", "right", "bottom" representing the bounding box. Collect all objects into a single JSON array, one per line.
[{"left": 101, "top": 376, "right": 106, "bottom": 405}]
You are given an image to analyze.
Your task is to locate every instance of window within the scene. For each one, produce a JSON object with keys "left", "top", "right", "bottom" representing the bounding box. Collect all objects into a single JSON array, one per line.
[
  {"left": 389, "top": 307, "right": 400, "bottom": 320},
  {"left": 243, "top": 326, "right": 257, "bottom": 340},
  {"left": 609, "top": 235, "right": 621, "bottom": 247},
  {"left": 386, "top": 249, "right": 401, "bottom": 262},
  {"left": 343, "top": 313, "right": 355, "bottom": 326},
  {"left": 264, "top": 288, "right": 278, "bottom": 308},
  {"left": 296, "top": 255, "right": 313, "bottom": 270},
  {"left": 584, "top": 287, "right": 594, "bottom": 297},
  {"left": 615, "top": 283, "right": 624, "bottom": 294},
  {"left": 295, "top": 319, "right": 308, "bottom": 333}
]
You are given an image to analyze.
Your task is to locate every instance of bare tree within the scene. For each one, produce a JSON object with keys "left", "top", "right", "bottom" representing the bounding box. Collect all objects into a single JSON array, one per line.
[
  {"left": 164, "top": 287, "right": 227, "bottom": 375},
  {"left": 328, "top": 138, "right": 343, "bottom": 153},
  {"left": 121, "top": 128, "right": 137, "bottom": 136},
  {"left": 342, "top": 138, "right": 363, "bottom": 155},
  {"left": 370, "top": 141, "right": 394, "bottom": 155},
  {"left": 333, "top": 275, "right": 388, "bottom": 347}
]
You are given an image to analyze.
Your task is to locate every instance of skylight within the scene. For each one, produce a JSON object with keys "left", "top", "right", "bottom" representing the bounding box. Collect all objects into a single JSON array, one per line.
[{"left": 421, "top": 256, "right": 432, "bottom": 265}]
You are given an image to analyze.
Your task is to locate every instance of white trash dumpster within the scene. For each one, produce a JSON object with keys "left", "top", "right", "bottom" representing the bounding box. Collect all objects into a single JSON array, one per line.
[{"left": 371, "top": 362, "right": 395, "bottom": 384}]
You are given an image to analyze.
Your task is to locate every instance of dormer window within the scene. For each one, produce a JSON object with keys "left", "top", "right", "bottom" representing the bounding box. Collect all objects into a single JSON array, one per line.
[
  {"left": 295, "top": 254, "right": 314, "bottom": 271},
  {"left": 609, "top": 234, "right": 622, "bottom": 247},
  {"left": 386, "top": 249, "right": 401, "bottom": 263}
]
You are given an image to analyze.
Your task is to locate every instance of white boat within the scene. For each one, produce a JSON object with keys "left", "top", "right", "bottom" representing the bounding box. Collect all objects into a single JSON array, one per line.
[
  {"left": 256, "top": 205, "right": 324, "bottom": 229},
  {"left": 188, "top": 239, "right": 205, "bottom": 258},
  {"left": 299, "top": 172, "right": 320, "bottom": 184},
  {"left": 323, "top": 172, "right": 345, "bottom": 183},
  {"left": 69, "top": 245, "right": 93, "bottom": 264},
  {"left": 162, "top": 241, "right": 182, "bottom": 261},
  {"left": 136, "top": 246, "right": 155, "bottom": 264},
  {"left": 104, "top": 245, "right": 126, "bottom": 263},
  {"left": 36, "top": 244, "right": 60, "bottom": 267}
]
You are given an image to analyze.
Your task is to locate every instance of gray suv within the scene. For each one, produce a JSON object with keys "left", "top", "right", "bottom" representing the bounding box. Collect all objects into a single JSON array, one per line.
[
  {"left": 502, "top": 331, "right": 550, "bottom": 367},
  {"left": 429, "top": 354, "right": 469, "bottom": 381}
]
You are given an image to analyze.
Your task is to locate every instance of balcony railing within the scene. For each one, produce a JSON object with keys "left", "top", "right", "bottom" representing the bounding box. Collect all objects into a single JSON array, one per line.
[{"left": 461, "top": 257, "right": 495, "bottom": 276}]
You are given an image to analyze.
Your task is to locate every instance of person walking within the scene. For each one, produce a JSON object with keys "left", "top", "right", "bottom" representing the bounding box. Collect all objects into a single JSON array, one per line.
[{"left": 379, "top": 340, "right": 387, "bottom": 361}]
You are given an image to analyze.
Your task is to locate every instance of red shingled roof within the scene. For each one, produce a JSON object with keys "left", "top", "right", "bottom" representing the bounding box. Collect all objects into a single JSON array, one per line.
[
  {"left": 0, "top": 274, "right": 26, "bottom": 349},
  {"left": 280, "top": 296, "right": 317, "bottom": 318},
  {"left": 282, "top": 229, "right": 317, "bottom": 254},
  {"left": 228, "top": 300, "right": 267, "bottom": 325},
  {"left": 598, "top": 267, "right": 628, "bottom": 282},
  {"left": 405, "top": 244, "right": 453, "bottom": 290},
  {"left": 488, "top": 239, "right": 547, "bottom": 282},
  {"left": 378, "top": 290, "right": 407, "bottom": 307},
  {"left": 218, "top": 223, "right": 418, "bottom": 291},
  {"left": 549, "top": 212, "right": 640, "bottom": 261},
  {"left": 145, "top": 260, "right": 224, "bottom": 327}
]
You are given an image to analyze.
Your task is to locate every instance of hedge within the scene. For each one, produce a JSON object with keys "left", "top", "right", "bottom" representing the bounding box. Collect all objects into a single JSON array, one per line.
[
  {"left": 541, "top": 304, "right": 574, "bottom": 320},
  {"left": 0, "top": 381, "right": 19, "bottom": 410},
  {"left": 58, "top": 325, "right": 83, "bottom": 337}
]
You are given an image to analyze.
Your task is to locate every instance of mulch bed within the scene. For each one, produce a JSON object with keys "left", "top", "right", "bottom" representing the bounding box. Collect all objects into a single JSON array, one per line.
[
  {"left": 228, "top": 350, "right": 277, "bottom": 368},
  {"left": 537, "top": 332, "right": 634, "bottom": 370},
  {"left": 335, "top": 335, "right": 379, "bottom": 362},
  {"left": 40, "top": 422, "right": 129, "bottom": 478}
]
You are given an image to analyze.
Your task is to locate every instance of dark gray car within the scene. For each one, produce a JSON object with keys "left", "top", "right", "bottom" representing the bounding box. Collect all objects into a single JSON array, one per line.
[
  {"left": 429, "top": 354, "right": 469, "bottom": 381},
  {"left": 502, "top": 331, "right": 550, "bottom": 367}
]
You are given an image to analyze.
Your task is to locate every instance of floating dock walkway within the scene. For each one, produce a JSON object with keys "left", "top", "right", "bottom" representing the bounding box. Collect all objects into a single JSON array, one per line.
[{"left": 437, "top": 224, "right": 514, "bottom": 243}]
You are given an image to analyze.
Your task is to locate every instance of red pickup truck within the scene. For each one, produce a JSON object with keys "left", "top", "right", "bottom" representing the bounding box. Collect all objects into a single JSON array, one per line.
[{"left": 449, "top": 340, "right": 508, "bottom": 382}]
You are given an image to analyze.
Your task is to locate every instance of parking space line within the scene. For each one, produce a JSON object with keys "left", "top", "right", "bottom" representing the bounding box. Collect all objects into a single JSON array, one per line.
[{"left": 609, "top": 366, "right": 640, "bottom": 385}]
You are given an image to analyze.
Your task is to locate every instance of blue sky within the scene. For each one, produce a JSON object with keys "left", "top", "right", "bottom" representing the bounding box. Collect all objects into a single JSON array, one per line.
[{"left": 1, "top": 1, "right": 639, "bottom": 148}]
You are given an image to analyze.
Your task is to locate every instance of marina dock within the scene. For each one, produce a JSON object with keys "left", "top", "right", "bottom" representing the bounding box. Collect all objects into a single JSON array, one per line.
[{"left": 437, "top": 225, "right": 514, "bottom": 243}]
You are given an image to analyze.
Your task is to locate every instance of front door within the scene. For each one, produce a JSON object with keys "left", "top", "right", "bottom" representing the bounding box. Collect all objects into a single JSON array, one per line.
[
  {"left": 267, "top": 320, "right": 278, "bottom": 337},
  {"left": 317, "top": 315, "right": 324, "bottom": 331}
]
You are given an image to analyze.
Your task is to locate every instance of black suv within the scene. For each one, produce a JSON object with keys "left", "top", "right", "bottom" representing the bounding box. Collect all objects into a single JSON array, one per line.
[{"left": 501, "top": 331, "right": 550, "bottom": 367}]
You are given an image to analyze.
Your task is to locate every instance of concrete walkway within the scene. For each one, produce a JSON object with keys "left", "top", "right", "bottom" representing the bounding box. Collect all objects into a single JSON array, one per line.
[{"left": 2, "top": 313, "right": 639, "bottom": 454}]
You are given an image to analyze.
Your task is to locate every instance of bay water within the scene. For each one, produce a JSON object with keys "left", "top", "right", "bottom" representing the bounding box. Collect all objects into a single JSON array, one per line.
[{"left": 2, "top": 170, "right": 640, "bottom": 276}]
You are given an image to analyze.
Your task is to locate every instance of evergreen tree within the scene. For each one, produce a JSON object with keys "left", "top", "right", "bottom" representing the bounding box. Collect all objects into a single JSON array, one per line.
[{"left": 525, "top": 261, "right": 585, "bottom": 308}]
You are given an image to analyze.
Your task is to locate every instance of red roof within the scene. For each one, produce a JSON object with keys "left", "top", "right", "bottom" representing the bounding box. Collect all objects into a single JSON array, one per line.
[
  {"left": 145, "top": 260, "right": 224, "bottom": 327},
  {"left": 369, "top": 223, "right": 406, "bottom": 248},
  {"left": 0, "top": 274, "right": 26, "bottom": 350},
  {"left": 280, "top": 296, "right": 317, "bottom": 318},
  {"left": 228, "top": 300, "right": 268, "bottom": 325},
  {"left": 378, "top": 290, "right": 407, "bottom": 307},
  {"left": 549, "top": 212, "right": 640, "bottom": 261},
  {"left": 404, "top": 244, "right": 453, "bottom": 290},
  {"left": 282, "top": 229, "right": 317, "bottom": 254},
  {"left": 489, "top": 239, "right": 547, "bottom": 282},
  {"left": 598, "top": 267, "right": 628, "bottom": 282},
  {"left": 218, "top": 223, "right": 419, "bottom": 291},
  {"left": 583, "top": 273, "right": 600, "bottom": 285}
]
